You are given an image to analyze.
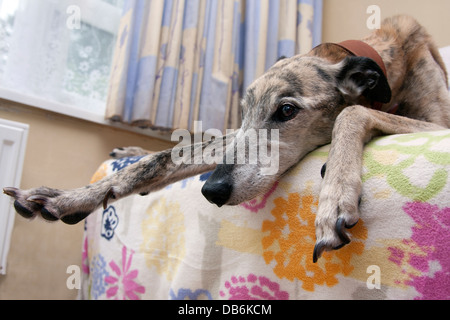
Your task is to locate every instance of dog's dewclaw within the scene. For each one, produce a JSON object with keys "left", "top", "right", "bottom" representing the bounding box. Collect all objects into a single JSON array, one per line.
[
  {"left": 40, "top": 207, "right": 59, "bottom": 221},
  {"left": 103, "top": 187, "right": 116, "bottom": 209}
]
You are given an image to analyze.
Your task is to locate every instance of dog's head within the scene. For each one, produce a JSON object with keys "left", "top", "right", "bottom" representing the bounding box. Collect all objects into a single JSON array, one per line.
[{"left": 201, "top": 54, "right": 391, "bottom": 206}]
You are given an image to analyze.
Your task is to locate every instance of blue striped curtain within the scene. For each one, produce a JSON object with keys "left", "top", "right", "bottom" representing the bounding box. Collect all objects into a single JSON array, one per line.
[{"left": 106, "top": 0, "right": 322, "bottom": 132}]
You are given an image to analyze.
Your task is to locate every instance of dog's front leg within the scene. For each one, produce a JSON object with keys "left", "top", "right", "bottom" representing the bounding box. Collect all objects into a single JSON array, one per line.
[
  {"left": 313, "top": 105, "right": 445, "bottom": 262},
  {"left": 3, "top": 133, "right": 234, "bottom": 224}
]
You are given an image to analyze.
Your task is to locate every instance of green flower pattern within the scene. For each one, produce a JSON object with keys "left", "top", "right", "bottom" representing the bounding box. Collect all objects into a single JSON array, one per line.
[{"left": 363, "top": 131, "right": 450, "bottom": 202}]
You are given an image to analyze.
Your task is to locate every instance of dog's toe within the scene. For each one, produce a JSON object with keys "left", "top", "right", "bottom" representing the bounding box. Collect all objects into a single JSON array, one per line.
[
  {"left": 109, "top": 146, "right": 148, "bottom": 159},
  {"left": 5, "top": 185, "right": 98, "bottom": 224},
  {"left": 61, "top": 212, "right": 91, "bottom": 225},
  {"left": 14, "top": 200, "right": 36, "bottom": 219},
  {"left": 26, "top": 194, "right": 63, "bottom": 221},
  {"left": 40, "top": 207, "right": 60, "bottom": 221},
  {"left": 6, "top": 188, "right": 43, "bottom": 219},
  {"left": 313, "top": 198, "right": 361, "bottom": 262},
  {"left": 109, "top": 147, "right": 124, "bottom": 159},
  {"left": 27, "top": 195, "right": 48, "bottom": 205}
]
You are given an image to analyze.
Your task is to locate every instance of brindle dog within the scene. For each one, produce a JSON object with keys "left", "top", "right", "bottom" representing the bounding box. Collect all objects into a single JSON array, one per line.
[{"left": 4, "top": 16, "right": 450, "bottom": 262}]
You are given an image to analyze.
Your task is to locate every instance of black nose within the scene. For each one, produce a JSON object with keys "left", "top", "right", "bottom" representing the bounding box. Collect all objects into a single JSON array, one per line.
[{"left": 201, "top": 178, "right": 233, "bottom": 207}]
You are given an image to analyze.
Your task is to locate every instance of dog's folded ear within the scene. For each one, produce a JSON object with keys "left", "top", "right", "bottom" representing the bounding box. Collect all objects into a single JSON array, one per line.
[{"left": 337, "top": 56, "right": 392, "bottom": 104}]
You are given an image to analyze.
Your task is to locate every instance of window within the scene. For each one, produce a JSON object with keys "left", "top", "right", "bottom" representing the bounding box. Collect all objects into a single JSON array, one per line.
[{"left": 0, "top": 0, "right": 123, "bottom": 122}]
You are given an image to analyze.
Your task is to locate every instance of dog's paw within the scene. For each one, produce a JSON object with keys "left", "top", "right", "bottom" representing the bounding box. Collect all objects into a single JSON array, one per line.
[
  {"left": 3, "top": 186, "right": 94, "bottom": 225},
  {"left": 313, "top": 169, "right": 361, "bottom": 263},
  {"left": 109, "top": 146, "right": 149, "bottom": 159}
]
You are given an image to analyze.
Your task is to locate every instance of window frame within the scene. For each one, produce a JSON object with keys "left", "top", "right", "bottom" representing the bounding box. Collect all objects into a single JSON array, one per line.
[{"left": 0, "top": 0, "right": 164, "bottom": 138}]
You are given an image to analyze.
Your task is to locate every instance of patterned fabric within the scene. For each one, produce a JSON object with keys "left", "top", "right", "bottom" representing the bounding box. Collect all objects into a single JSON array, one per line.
[
  {"left": 80, "top": 129, "right": 450, "bottom": 300},
  {"left": 105, "top": 0, "right": 323, "bottom": 131}
]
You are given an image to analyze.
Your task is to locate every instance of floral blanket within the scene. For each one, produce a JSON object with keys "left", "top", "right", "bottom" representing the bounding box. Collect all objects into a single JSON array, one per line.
[{"left": 79, "top": 130, "right": 450, "bottom": 300}]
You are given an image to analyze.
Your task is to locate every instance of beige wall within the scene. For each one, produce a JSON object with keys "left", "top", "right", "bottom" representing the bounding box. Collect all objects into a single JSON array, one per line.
[
  {"left": 0, "top": 100, "right": 173, "bottom": 299},
  {"left": 322, "top": 0, "right": 450, "bottom": 48},
  {"left": 1, "top": 0, "right": 448, "bottom": 300}
]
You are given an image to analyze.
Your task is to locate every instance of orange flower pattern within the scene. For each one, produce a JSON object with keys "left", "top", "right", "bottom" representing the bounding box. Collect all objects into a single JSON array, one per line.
[
  {"left": 262, "top": 191, "right": 367, "bottom": 291},
  {"left": 90, "top": 162, "right": 108, "bottom": 184}
]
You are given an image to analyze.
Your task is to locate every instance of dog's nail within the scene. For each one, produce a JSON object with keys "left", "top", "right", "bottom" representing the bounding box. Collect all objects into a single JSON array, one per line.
[
  {"left": 335, "top": 217, "right": 351, "bottom": 244},
  {"left": 3, "top": 187, "right": 18, "bottom": 197},
  {"left": 27, "top": 195, "right": 47, "bottom": 205},
  {"left": 320, "top": 163, "right": 326, "bottom": 178},
  {"left": 103, "top": 188, "right": 116, "bottom": 209},
  {"left": 313, "top": 241, "right": 326, "bottom": 263}
]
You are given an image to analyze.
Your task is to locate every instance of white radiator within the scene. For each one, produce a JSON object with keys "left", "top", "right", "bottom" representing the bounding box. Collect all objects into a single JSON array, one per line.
[{"left": 0, "top": 118, "right": 28, "bottom": 275}]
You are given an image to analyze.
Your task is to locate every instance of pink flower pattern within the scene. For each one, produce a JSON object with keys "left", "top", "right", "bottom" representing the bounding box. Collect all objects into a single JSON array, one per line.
[
  {"left": 81, "top": 237, "right": 89, "bottom": 274},
  {"left": 240, "top": 182, "right": 278, "bottom": 213},
  {"left": 105, "top": 246, "right": 146, "bottom": 300},
  {"left": 220, "top": 274, "right": 288, "bottom": 300},
  {"left": 403, "top": 202, "right": 450, "bottom": 300},
  {"left": 388, "top": 202, "right": 450, "bottom": 300}
]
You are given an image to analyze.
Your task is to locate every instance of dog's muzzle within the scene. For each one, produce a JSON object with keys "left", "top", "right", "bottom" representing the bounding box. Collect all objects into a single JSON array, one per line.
[{"left": 201, "top": 165, "right": 233, "bottom": 207}]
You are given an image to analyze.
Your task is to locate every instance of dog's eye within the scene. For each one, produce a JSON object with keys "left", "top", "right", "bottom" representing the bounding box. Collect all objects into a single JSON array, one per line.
[{"left": 272, "top": 103, "right": 300, "bottom": 122}]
